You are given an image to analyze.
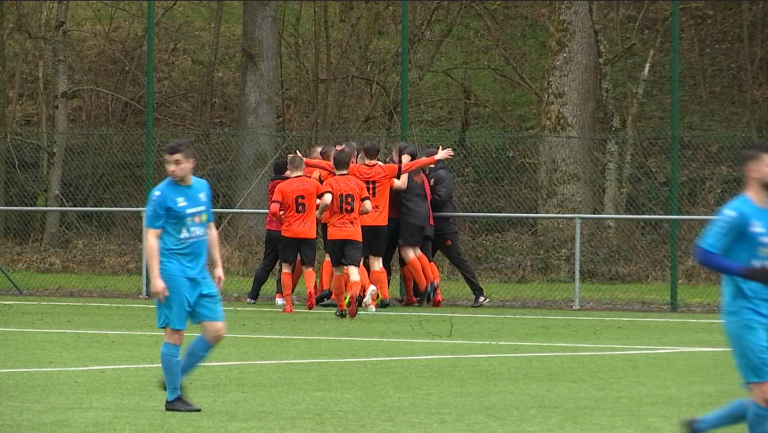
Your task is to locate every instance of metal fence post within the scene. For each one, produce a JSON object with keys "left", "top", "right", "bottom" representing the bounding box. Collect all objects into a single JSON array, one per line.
[
  {"left": 141, "top": 210, "right": 148, "bottom": 299},
  {"left": 573, "top": 217, "right": 581, "bottom": 310}
]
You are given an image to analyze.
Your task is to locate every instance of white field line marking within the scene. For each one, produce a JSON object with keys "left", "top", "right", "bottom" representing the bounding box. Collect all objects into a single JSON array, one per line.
[
  {"left": 0, "top": 327, "right": 727, "bottom": 352},
  {"left": 0, "top": 301, "right": 723, "bottom": 323},
  {"left": 0, "top": 348, "right": 725, "bottom": 374}
]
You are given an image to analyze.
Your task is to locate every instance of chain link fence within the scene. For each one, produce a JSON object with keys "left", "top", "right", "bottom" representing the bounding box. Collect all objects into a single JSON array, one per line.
[{"left": 0, "top": 129, "right": 761, "bottom": 310}]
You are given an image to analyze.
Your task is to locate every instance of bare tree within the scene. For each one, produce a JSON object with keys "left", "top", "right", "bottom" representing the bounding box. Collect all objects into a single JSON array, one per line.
[
  {"left": 0, "top": 1, "right": 6, "bottom": 234},
  {"left": 201, "top": 0, "right": 223, "bottom": 127},
  {"left": 539, "top": 1, "right": 599, "bottom": 218},
  {"left": 43, "top": 0, "right": 68, "bottom": 246},
  {"left": 235, "top": 1, "right": 278, "bottom": 230}
]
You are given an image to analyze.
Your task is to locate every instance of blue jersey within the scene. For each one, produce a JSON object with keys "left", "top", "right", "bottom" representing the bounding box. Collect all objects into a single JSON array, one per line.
[
  {"left": 145, "top": 176, "right": 215, "bottom": 279},
  {"left": 697, "top": 193, "right": 768, "bottom": 321}
]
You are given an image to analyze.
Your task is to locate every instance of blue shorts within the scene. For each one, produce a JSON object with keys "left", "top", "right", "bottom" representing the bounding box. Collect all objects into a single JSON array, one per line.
[
  {"left": 156, "top": 273, "right": 225, "bottom": 331},
  {"left": 723, "top": 319, "right": 768, "bottom": 384}
]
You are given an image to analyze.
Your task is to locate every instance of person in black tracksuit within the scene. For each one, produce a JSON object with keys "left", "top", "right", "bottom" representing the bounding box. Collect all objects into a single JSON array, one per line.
[
  {"left": 422, "top": 149, "right": 489, "bottom": 307},
  {"left": 247, "top": 160, "right": 289, "bottom": 303}
]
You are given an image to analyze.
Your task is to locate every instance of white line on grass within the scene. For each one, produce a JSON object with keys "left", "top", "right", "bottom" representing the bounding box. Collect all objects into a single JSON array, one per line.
[
  {"left": 0, "top": 301, "right": 723, "bottom": 323},
  {"left": 0, "top": 327, "right": 729, "bottom": 351},
  {"left": 0, "top": 348, "right": 723, "bottom": 373}
]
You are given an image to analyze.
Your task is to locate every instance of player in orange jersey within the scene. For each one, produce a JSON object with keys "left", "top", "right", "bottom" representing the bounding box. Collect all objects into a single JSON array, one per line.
[
  {"left": 269, "top": 155, "right": 325, "bottom": 313},
  {"left": 316, "top": 149, "right": 372, "bottom": 319},
  {"left": 302, "top": 142, "right": 453, "bottom": 309}
]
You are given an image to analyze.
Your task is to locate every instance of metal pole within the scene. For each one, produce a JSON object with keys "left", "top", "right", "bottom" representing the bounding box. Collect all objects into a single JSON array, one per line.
[
  {"left": 141, "top": 211, "right": 148, "bottom": 299},
  {"left": 669, "top": 0, "right": 681, "bottom": 312},
  {"left": 398, "top": 0, "right": 409, "bottom": 298},
  {"left": 0, "top": 264, "right": 24, "bottom": 295},
  {"left": 145, "top": 1, "right": 155, "bottom": 200},
  {"left": 573, "top": 217, "right": 581, "bottom": 310}
]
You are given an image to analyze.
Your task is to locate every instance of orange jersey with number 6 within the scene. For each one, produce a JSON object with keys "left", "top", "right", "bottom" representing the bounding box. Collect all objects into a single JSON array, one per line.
[{"left": 272, "top": 176, "right": 324, "bottom": 239}]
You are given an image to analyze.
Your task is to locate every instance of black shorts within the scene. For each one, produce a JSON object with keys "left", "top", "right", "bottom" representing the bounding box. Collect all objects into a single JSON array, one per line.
[
  {"left": 326, "top": 240, "right": 363, "bottom": 268},
  {"left": 421, "top": 236, "right": 433, "bottom": 262},
  {"left": 321, "top": 223, "right": 330, "bottom": 253},
  {"left": 399, "top": 223, "right": 426, "bottom": 247},
  {"left": 362, "top": 225, "right": 387, "bottom": 257},
  {"left": 280, "top": 237, "right": 317, "bottom": 267}
]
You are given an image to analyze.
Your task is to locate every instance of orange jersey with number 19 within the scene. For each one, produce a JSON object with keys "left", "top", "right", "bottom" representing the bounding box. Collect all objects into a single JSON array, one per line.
[
  {"left": 304, "top": 156, "right": 437, "bottom": 226},
  {"left": 321, "top": 175, "right": 370, "bottom": 241},
  {"left": 271, "top": 176, "right": 324, "bottom": 239}
]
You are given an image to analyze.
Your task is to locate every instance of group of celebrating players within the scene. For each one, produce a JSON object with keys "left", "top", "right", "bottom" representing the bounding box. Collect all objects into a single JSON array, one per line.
[
  {"left": 145, "top": 138, "right": 490, "bottom": 411},
  {"left": 245, "top": 140, "right": 490, "bottom": 319}
]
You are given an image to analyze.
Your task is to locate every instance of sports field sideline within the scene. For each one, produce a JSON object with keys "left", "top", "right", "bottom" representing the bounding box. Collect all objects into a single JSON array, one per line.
[{"left": 0, "top": 296, "right": 742, "bottom": 433}]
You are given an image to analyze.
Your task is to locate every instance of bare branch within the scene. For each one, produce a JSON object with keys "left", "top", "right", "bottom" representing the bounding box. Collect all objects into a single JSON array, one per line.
[{"left": 471, "top": 2, "right": 543, "bottom": 100}]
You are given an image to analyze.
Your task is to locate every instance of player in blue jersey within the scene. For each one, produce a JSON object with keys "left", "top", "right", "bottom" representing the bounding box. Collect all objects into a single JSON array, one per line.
[
  {"left": 684, "top": 143, "right": 768, "bottom": 432},
  {"left": 145, "top": 139, "right": 226, "bottom": 412}
]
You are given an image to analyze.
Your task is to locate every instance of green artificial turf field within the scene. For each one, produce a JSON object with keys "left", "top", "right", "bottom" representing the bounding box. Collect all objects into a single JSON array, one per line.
[{"left": 0, "top": 297, "right": 742, "bottom": 432}]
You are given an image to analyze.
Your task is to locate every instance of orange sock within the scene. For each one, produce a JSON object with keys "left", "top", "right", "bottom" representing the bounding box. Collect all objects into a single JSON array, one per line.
[
  {"left": 429, "top": 262, "right": 440, "bottom": 286},
  {"left": 303, "top": 269, "right": 316, "bottom": 295},
  {"left": 281, "top": 272, "right": 293, "bottom": 306},
  {"left": 332, "top": 274, "right": 346, "bottom": 310},
  {"left": 343, "top": 268, "right": 349, "bottom": 287},
  {"left": 417, "top": 254, "right": 434, "bottom": 284},
  {"left": 370, "top": 269, "right": 389, "bottom": 299},
  {"left": 359, "top": 263, "right": 371, "bottom": 289},
  {"left": 347, "top": 280, "right": 362, "bottom": 298},
  {"left": 406, "top": 258, "right": 427, "bottom": 292},
  {"left": 402, "top": 267, "right": 414, "bottom": 299},
  {"left": 320, "top": 258, "right": 333, "bottom": 291},
  {"left": 292, "top": 261, "right": 302, "bottom": 290}
]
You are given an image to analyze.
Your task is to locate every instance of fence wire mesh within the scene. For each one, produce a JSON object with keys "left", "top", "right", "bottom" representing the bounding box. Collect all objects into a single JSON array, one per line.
[{"left": 0, "top": 129, "right": 761, "bottom": 310}]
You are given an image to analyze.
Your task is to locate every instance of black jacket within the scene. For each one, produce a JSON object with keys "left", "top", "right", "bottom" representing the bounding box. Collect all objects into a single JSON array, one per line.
[{"left": 426, "top": 161, "right": 457, "bottom": 234}]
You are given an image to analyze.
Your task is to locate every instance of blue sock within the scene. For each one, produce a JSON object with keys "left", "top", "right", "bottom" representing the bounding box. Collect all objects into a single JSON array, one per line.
[
  {"left": 160, "top": 342, "right": 181, "bottom": 402},
  {"left": 180, "top": 335, "right": 215, "bottom": 378},
  {"left": 693, "top": 399, "right": 749, "bottom": 431},
  {"left": 748, "top": 401, "right": 768, "bottom": 433}
]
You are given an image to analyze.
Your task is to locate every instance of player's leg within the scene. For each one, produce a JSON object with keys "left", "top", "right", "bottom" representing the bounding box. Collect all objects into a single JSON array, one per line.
[
  {"left": 399, "top": 223, "right": 430, "bottom": 303},
  {"left": 291, "top": 258, "right": 303, "bottom": 292},
  {"left": 382, "top": 218, "right": 400, "bottom": 287},
  {"left": 327, "top": 240, "right": 348, "bottom": 317},
  {"left": 359, "top": 226, "right": 378, "bottom": 310},
  {"left": 248, "top": 230, "right": 281, "bottom": 303},
  {"left": 299, "top": 239, "right": 318, "bottom": 310},
  {"left": 685, "top": 319, "right": 766, "bottom": 431},
  {"left": 399, "top": 252, "right": 417, "bottom": 305},
  {"left": 421, "top": 236, "right": 442, "bottom": 307},
  {"left": 156, "top": 274, "right": 199, "bottom": 411},
  {"left": 437, "top": 231, "right": 488, "bottom": 306},
  {"left": 365, "top": 226, "right": 389, "bottom": 308},
  {"left": 343, "top": 241, "right": 363, "bottom": 319},
  {"left": 279, "top": 238, "right": 301, "bottom": 313},
  {"left": 181, "top": 275, "right": 226, "bottom": 400}
]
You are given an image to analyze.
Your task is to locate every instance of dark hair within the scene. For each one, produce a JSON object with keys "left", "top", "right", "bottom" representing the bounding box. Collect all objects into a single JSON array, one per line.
[
  {"left": 421, "top": 148, "right": 438, "bottom": 159},
  {"left": 320, "top": 145, "right": 335, "bottom": 161},
  {"left": 741, "top": 143, "right": 768, "bottom": 167},
  {"left": 288, "top": 155, "right": 305, "bottom": 171},
  {"left": 343, "top": 141, "right": 359, "bottom": 158},
  {"left": 273, "top": 159, "right": 288, "bottom": 176},
  {"left": 333, "top": 148, "right": 352, "bottom": 171},
  {"left": 398, "top": 142, "right": 418, "bottom": 160},
  {"left": 164, "top": 139, "right": 194, "bottom": 159},
  {"left": 363, "top": 142, "right": 380, "bottom": 160}
]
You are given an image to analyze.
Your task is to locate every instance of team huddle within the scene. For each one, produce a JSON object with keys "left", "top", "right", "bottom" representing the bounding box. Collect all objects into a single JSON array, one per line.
[
  {"left": 246, "top": 141, "right": 481, "bottom": 318},
  {"left": 144, "top": 138, "right": 488, "bottom": 411}
]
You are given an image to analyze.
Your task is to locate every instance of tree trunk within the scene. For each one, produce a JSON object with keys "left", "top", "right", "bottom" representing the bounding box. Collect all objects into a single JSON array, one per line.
[
  {"left": 539, "top": 1, "right": 599, "bottom": 218},
  {"left": 236, "top": 1, "right": 278, "bottom": 230},
  {"left": 43, "top": 1, "right": 69, "bottom": 246},
  {"left": 35, "top": 2, "right": 50, "bottom": 218},
  {"left": 0, "top": 1, "right": 7, "bottom": 236},
  {"left": 201, "top": 0, "right": 223, "bottom": 127},
  {"left": 322, "top": 2, "right": 330, "bottom": 131},
  {"left": 743, "top": 1, "right": 757, "bottom": 137},
  {"left": 311, "top": 1, "right": 319, "bottom": 139}
]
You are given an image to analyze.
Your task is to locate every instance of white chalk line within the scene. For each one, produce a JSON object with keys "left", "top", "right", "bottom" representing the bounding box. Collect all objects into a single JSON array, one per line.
[
  {"left": 0, "top": 348, "right": 721, "bottom": 374},
  {"left": 0, "top": 327, "right": 728, "bottom": 351},
  {"left": 0, "top": 301, "right": 723, "bottom": 323}
]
